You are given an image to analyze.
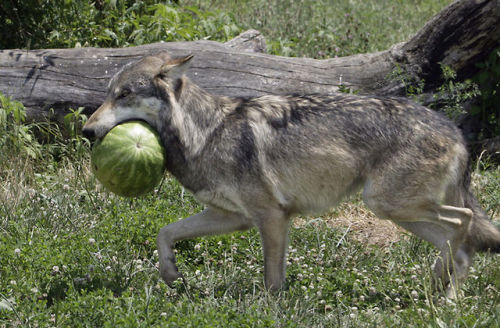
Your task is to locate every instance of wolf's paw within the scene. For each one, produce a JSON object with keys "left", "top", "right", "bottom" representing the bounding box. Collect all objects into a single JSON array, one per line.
[{"left": 160, "top": 265, "right": 185, "bottom": 287}]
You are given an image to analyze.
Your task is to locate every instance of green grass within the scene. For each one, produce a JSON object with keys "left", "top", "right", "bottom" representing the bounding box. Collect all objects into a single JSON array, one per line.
[
  {"left": 1, "top": 0, "right": 499, "bottom": 326},
  {"left": 1, "top": 164, "right": 499, "bottom": 327},
  {"left": 189, "top": 0, "right": 452, "bottom": 57}
]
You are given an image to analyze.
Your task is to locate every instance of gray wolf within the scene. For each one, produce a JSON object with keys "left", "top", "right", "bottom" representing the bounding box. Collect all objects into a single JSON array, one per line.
[{"left": 82, "top": 53, "right": 500, "bottom": 297}]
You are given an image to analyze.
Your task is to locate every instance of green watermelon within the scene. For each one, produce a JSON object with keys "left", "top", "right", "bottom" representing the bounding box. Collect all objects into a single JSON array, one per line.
[{"left": 91, "top": 121, "right": 166, "bottom": 197}]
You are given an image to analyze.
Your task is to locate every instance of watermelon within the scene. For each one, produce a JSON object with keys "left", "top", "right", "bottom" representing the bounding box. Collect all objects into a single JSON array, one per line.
[{"left": 91, "top": 121, "right": 166, "bottom": 197}]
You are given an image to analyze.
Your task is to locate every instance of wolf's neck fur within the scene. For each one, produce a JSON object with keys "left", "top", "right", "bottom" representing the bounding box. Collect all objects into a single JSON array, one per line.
[
  {"left": 159, "top": 77, "right": 235, "bottom": 187},
  {"left": 174, "top": 77, "right": 233, "bottom": 155}
]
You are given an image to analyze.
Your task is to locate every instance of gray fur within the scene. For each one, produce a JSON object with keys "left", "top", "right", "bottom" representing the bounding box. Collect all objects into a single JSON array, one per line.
[{"left": 83, "top": 53, "right": 500, "bottom": 297}]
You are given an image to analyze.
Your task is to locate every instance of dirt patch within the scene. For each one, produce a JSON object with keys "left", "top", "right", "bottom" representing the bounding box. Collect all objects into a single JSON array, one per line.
[{"left": 294, "top": 202, "right": 405, "bottom": 247}]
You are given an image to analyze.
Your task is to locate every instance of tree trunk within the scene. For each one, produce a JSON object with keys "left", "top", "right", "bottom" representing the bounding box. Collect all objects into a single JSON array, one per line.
[{"left": 0, "top": 0, "right": 498, "bottom": 126}]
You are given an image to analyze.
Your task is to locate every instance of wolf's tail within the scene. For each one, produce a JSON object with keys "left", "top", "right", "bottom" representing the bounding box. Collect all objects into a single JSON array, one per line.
[{"left": 462, "top": 165, "right": 500, "bottom": 253}]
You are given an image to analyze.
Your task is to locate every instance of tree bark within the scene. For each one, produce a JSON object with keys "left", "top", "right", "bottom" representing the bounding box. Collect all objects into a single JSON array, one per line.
[{"left": 0, "top": 0, "right": 498, "bottom": 125}]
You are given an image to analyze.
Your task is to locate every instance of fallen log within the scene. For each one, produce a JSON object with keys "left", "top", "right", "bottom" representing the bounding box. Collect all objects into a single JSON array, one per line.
[{"left": 0, "top": 0, "right": 498, "bottom": 128}]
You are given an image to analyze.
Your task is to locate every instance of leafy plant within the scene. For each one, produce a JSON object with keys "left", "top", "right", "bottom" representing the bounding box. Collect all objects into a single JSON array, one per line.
[
  {"left": 61, "top": 107, "right": 92, "bottom": 167},
  {"left": 0, "top": 0, "right": 242, "bottom": 49},
  {"left": 188, "top": 0, "right": 451, "bottom": 58},
  {"left": 388, "top": 57, "right": 498, "bottom": 144},
  {"left": 387, "top": 63, "right": 425, "bottom": 102},
  {"left": 338, "top": 83, "right": 360, "bottom": 95},
  {"left": 432, "top": 64, "right": 480, "bottom": 121},
  {"left": 470, "top": 47, "right": 500, "bottom": 139},
  {"left": 0, "top": 93, "right": 42, "bottom": 160},
  {"left": 64, "top": 107, "right": 87, "bottom": 139},
  {"left": 387, "top": 63, "right": 483, "bottom": 124}
]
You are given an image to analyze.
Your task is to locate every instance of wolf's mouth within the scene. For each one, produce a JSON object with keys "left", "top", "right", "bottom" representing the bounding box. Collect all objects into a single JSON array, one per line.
[
  {"left": 89, "top": 118, "right": 149, "bottom": 141},
  {"left": 105, "top": 118, "right": 155, "bottom": 139}
]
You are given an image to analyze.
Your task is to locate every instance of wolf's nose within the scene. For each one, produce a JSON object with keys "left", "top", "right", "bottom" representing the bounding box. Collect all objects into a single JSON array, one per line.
[{"left": 82, "top": 127, "right": 95, "bottom": 139}]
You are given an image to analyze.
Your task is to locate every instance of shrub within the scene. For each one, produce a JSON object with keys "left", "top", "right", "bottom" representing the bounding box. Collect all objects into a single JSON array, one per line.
[
  {"left": 0, "top": 0, "right": 241, "bottom": 49},
  {"left": 0, "top": 94, "right": 42, "bottom": 161},
  {"left": 470, "top": 47, "right": 500, "bottom": 140}
]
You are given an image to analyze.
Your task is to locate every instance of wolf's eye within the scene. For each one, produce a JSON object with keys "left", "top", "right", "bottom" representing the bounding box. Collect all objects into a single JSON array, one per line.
[{"left": 118, "top": 88, "right": 131, "bottom": 99}]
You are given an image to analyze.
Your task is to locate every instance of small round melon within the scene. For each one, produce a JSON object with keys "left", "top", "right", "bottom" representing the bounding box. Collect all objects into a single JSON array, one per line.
[{"left": 91, "top": 121, "right": 166, "bottom": 197}]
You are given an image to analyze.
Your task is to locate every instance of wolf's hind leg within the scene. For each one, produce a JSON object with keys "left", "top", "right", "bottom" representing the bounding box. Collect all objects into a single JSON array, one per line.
[
  {"left": 447, "top": 245, "right": 474, "bottom": 297},
  {"left": 396, "top": 219, "right": 474, "bottom": 298},
  {"left": 157, "top": 207, "right": 253, "bottom": 286},
  {"left": 368, "top": 200, "right": 473, "bottom": 297},
  {"left": 364, "top": 183, "right": 473, "bottom": 296},
  {"left": 395, "top": 203, "right": 473, "bottom": 297},
  {"left": 363, "top": 152, "right": 473, "bottom": 297}
]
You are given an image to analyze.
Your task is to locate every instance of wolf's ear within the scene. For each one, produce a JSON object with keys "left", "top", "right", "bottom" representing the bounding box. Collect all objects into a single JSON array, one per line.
[{"left": 159, "top": 55, "right": 193, "bottom": 79}]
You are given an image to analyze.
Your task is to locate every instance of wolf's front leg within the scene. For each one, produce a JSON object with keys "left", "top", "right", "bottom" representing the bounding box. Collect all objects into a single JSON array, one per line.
[
  {"left": 157, "top": 207, "right": 253, "bottom": 286},
  {"left": 257, "top": 207, "right": 291, "bottom": 291}
]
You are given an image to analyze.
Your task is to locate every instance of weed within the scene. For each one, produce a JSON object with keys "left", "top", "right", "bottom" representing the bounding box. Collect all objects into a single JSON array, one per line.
[
  {"left": 0, "top": 0, "right": 242, "bottom": 49},
  {"left": 470, "top": 46, "right": 500, "bottom": 140},
  {"left": 188, "top": 0, "right": 452, "bottom": 58},
  {"left": 387, "top": 63, "right": 483, "bottom": 125},
  {"left": 387, "top": 63, "right": 426, "bottom": 102},
  {"left": 432, "top": 64, "right": 480, "bottom": 121},
  {"left": 0, "top": 94, "right": 42, "bottom": 160}
]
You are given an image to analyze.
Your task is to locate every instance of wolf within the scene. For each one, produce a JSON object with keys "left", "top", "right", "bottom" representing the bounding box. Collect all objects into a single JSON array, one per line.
[{"left": 82, "top": 53, "right": 500, "bottom": 297}]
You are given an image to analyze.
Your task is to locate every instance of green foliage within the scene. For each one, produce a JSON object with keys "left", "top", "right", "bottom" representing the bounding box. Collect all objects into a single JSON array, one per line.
[
  {"left": 0, "top": 174, "right": 499, "bottom": 326},
  {"left": 0, "top": 0, "right": 241, "bottom": 49},
  {"left": 0, "top": 94, "right": 42, "bottom": 161},
  {"left": 433, "top": 64, "right": 480, "bottom": 121},
  {"left": 388, "top": 59, "right": 497, "bottom": 141},
  {"left": 64, "top": 107, "right": 87, "bottom": 139},
  {"left": 387, "top": 63, "right": 426, "bottom": 102},
  {"left": 62, "top": 107, "right": 91, "bottom": 161},
  {"left": 473, "top": 160, "right": 500, "bottom": 219},
  {"left": 264, "top": 6, "right": 371, "bottom": 58},
  {"left": 0, "top": 92, "right": 92, "bottom": 207},
  {"left": 189, "top": 0, "right": 451, "bottom": 58},
  {"left": 470, "top": 47, "right": 500, "bottom": 139},
  {"left": 1, "top": 0, "right": 450, "bottom": 54},
  {"left": 338, "top": 83, "right": 360, "bottom": 95}
]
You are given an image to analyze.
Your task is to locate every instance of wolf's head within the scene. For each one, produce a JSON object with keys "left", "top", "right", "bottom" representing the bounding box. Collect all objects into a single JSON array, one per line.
[{"left": 82, "top": 53, "right": 193, "bottom": 139}]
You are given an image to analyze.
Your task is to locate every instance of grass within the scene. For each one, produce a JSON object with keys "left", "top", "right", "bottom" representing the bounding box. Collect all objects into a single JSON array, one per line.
[
  {"left": 1, "top": 0, "right": 499, "bottom": 326},
  {"left": 189, "top": 0, "right": 452, "bottom": 58},
  {"left": 0, "top": 159, "right": 499, "bottom": 327}
]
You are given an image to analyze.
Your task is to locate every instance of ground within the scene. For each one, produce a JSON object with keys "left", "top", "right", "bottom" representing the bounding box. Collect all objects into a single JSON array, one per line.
[{"left": 294, "top": 201, "right": 403, "bottom": 247}]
